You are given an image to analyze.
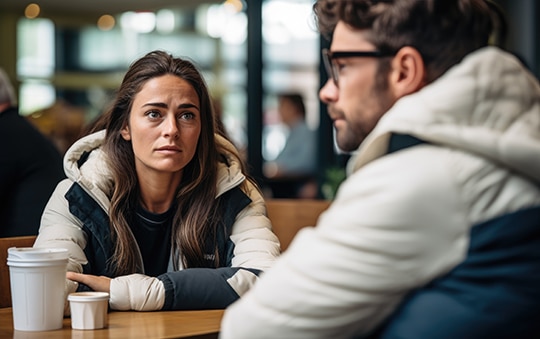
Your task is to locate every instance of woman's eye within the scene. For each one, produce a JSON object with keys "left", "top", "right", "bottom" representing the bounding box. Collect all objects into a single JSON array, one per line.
[
  {"left": 146, "top": 110, "right": 161, "bottom": 119},
  {"left": 179, "top": 112, "right": 195, "bottom": 120}
]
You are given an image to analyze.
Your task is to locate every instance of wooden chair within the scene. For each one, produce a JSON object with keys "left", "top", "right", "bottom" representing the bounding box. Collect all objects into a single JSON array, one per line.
[
  {"left": 266, "top": 199, "right": 331, "bottom": 252},
  {"left": 0, "top": 235, "right": 37, "bottom": 308}
]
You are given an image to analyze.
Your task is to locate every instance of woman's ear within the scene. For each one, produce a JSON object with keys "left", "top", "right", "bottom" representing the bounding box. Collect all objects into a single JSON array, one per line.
[
  {"left": 388, "top": 46, "right": 426, "bottom": 98},
  {"left": 120, "top": 125, "right": 131, "bottom": 141}
]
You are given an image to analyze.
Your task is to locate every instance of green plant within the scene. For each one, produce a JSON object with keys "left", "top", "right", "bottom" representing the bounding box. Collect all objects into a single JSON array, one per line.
[{"left": 321, "top": 166, "right": 346, "bottom": 200}]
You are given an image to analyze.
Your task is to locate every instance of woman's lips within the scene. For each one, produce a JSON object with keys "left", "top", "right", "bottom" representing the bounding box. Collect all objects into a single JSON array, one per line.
[{"left": 156, "top": 145, "right": 181, "bottom": 153}]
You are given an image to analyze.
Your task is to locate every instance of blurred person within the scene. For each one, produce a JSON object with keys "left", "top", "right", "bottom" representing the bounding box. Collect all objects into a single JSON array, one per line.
[
  {"left": 221, "top": 0, "right": 540, "bottom": 338},
  {"left": 263, "top": 93, "right": 317, "bottom": 198},
  {"left": 33, "top": 51, "right": 280, "bottom": 312},
  {"left": 0, "top": 68, "right": 65, "bottom": 237}
]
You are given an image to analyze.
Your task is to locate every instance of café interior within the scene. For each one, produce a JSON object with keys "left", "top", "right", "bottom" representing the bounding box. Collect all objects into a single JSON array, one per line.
[
  {"left": 0, "top": 0, "right": 538, "bottom": 337},
  {"left": 0, "top": 0, "right": 538, "bottom": 199}
]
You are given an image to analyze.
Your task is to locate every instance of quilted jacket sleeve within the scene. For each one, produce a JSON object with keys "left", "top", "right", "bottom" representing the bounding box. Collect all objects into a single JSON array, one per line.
[
  {"left": 220, "top": 147, "right": 470, "bottom": 338},
  {"left": 35, "top": 179, "right": 89, "bottom": 273}
]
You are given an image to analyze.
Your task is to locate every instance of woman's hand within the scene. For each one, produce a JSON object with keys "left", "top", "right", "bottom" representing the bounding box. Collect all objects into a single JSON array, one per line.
[
  {"left": 66, "top": 272, "right": 165, "bottom": 311},
  {"left": 66, "top": 271, "right": 111, "bottom": 293}
]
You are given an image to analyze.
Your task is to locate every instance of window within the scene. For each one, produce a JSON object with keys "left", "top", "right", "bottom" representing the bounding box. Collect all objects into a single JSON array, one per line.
[{"left": 17, "top": 18, "right": 55, "bottom": 114}]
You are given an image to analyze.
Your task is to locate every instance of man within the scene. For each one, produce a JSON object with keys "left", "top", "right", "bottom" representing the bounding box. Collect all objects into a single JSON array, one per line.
[
  {"left": 221, "top": 1, "right": 540, "bottom": 338},
  {"left": 263, "top": 93, "right": 317, "bottom": 198},
  {"left": 0, "top": 68, "right": 65, "bottom": 237}
]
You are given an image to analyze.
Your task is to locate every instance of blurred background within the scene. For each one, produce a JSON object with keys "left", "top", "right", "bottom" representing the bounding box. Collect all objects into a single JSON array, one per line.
[{"left": 0, "top": 0, "right": 538, "bottom": 199}]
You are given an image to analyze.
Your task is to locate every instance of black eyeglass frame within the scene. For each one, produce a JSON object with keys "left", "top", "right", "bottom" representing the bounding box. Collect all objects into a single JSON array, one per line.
[{"left": 322, "top": 48, "right": 395, "bottom": 86}]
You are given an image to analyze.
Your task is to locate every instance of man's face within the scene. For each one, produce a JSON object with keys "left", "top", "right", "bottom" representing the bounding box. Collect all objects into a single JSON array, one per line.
[{"left": 319, "top": 21, "right": 396, "bottom": 152}]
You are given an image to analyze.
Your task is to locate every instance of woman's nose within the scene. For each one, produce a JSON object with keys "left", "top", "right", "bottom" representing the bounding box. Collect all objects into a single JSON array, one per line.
[{"left": 164, "top": 114, "right": 179, "bottom": 138}]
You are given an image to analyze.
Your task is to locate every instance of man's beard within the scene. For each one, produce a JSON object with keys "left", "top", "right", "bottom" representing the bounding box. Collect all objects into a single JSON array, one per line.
[{"left": 335, "top": 64, "right": 394, "bottom": 153}]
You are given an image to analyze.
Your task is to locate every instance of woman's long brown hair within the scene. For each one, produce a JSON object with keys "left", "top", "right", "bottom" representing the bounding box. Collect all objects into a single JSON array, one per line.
[{"left": 91, "top": 50, "right": 248, "bottom": 275}]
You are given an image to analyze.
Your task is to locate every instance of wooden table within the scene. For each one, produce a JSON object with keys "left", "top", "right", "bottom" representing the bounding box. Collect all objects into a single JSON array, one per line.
[{"left": 0, "top": 307, "right": 223, "bottom": 338}]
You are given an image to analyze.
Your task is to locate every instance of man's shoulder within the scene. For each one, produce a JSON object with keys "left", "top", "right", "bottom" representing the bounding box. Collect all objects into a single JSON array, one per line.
[{"left": 345, "top": 145, "right": 461, "bottom": 203}]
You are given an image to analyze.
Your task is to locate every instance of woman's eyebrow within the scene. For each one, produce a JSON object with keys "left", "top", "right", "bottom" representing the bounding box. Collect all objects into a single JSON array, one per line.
[
  {"left": 177, "top": 103, "right": 199, "bottom": 110},
  {"left": 141, "top": 102, "right": 199, "bottom": 111}
]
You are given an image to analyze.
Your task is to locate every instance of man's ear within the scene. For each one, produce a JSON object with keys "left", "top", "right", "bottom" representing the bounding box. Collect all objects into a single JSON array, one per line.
[
  {"left": 388, "top": 46, "right": 426, "bottom": 98},
  {"left": 120, "top": 125, "right": 131, "bottom": 141}
]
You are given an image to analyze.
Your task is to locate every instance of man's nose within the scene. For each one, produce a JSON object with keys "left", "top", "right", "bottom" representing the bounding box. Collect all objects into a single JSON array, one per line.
[{"left": 319, "top": 78, "right": 338, "bottom": 104}]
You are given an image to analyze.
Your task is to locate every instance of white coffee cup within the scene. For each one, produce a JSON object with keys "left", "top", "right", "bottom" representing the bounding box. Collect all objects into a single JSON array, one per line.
[
  {"left": 7, "top": 247, "right": 69, "bottom": 331},
  {"left": 68, "top": 292, "right": 109, "bottom": 330}
]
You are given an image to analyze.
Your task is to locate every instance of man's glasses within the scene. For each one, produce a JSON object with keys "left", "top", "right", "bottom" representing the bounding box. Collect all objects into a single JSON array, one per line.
[{"left": 322, "top": 48, "right": 395, "bottom": 87}]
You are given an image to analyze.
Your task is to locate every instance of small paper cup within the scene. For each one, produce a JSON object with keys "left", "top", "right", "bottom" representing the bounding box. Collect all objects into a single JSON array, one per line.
[{"left": 68, "top": 292, "right": 109, "bottom": 330}]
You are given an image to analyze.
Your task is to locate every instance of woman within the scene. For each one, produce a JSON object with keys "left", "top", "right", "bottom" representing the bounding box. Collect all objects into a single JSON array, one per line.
[{"left": 34, "top": 50, "right": 280, "bottom": 311}]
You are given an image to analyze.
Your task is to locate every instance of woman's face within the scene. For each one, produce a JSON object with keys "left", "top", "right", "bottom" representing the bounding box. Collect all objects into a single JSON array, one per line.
[{"left": 121, "top": 74, "right": 201, "bottom": 179}]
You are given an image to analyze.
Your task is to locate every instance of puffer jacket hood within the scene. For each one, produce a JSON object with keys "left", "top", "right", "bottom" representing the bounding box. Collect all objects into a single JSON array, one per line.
[
  {"left": 350, "top": 47, "right": 540, "bottom": 183},
  {"left": 62, "top": 129, "right": 246, "bottom": 211}
]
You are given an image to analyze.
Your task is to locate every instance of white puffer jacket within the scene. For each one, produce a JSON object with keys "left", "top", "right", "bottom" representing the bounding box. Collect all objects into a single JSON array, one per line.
[
  {"left": 35, "top": 131, "right": 280, "bottom": 311},
  {"left": 221, "top": 47, "right": 540, "bottom": 338}
]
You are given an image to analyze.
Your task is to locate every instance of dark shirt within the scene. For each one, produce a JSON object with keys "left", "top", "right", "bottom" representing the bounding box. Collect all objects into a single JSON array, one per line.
[
  {"left": 132, "top": 204, "right": 173, "bottom": 276},
  {"left": 0, "top": 107, "right": 65, "bottom": 237}
]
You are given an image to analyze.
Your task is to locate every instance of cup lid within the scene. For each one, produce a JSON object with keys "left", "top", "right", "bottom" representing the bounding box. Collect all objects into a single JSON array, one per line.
[
  {"left": 7, "top": 247, "right": 69, "bottom": 262},
  {"left": 68, "top": 292, "right": 110, "bottom": 302}
]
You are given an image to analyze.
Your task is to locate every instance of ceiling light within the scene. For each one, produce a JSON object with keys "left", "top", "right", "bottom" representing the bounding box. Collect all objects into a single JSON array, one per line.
[
  {"left": 97, "top": 15, "right": 115, "bottom": 31},
  {"left": 24, "top": 3, "right": 40, "bottom": 19}
]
